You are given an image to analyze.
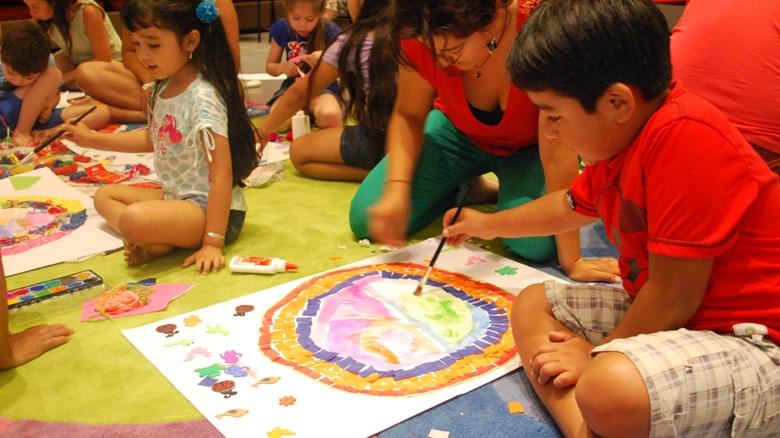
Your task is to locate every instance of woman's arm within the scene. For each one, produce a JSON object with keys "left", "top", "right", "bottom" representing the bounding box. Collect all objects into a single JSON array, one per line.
[
  {"left": 216, "top": 0, "right": 241, "bottom": 71},
  {"left": 259, "top": 61, "right": 339, "bottom": 142},
  {"left": 265, "top": 42, "right": 298, "bottom": 77},
  {"left": 182, "top": 131, "right": 232, "bottom": 274},
  {"left": 367, "top": 64, "right": 435, "bottom": 246},
  {"left": 81, "top": 4, "right": 114, "bottom": 62}
]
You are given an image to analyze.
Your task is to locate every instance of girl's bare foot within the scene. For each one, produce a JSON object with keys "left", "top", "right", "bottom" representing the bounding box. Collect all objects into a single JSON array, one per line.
[
  {"left": 123, "top": 241, "right": 170, "bottom": 266},
  {"left": 466, "top": 175, "right": 499, "bottom": 205},
  {"left": 11, "top": 132, "right": 34, "bottom": 148}
]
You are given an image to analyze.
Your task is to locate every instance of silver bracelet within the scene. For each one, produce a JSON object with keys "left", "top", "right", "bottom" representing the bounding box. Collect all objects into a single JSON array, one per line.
[{"left": 205, "top": 231, "right": 225, "bottom": 241}]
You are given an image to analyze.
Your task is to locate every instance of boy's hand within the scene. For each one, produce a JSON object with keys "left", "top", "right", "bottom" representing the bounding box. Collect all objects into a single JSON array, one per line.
[
  {"left": 60, "top": 122, "right": 94, "bottom": 145},
  {"left": 565, "top": 257, "right": 622, "bottom": 283},
  {"left": 442, "top": 208, "right": 495, "bottom": 246},
  {"left": 182, "top": 244, "right": 225, "bottom": 275},
  {"left": 2, "top": 324, "right": 74, "bottom": 370},
  {"left": 531, "top": 332, "right": 594, "bottom": 389}
]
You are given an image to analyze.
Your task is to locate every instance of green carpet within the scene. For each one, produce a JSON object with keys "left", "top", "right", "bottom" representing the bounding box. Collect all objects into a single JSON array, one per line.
[{"left": 1, "top": 160, "right": 507, "bottom": 424}]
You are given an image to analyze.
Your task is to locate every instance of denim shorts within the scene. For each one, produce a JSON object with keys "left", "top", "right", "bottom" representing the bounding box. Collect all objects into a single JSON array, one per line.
[
  {"left": 0, "top": 91, "right": 63, "bottom": 137},
  {"left": 339, "top": 125, "right": 385, "bottom": 169}
]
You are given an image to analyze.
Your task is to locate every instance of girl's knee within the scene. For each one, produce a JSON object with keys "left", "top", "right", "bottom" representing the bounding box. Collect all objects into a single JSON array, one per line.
[
  {"left": 313, "top": 107, "right": 342, "bottom": 129},
  {"left": 117, "top": 204, "right": 149, "bottom": 242}
]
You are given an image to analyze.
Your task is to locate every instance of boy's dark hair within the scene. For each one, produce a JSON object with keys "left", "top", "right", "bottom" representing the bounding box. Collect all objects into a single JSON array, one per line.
[
  {"left": 307, "top": 0, "right": 397, "bottom": 132},
  {"left": 508, "top": 0, "right": 671, "bottom": 113},
  {"left": 391, "top": 0, "right": 511, "bottom": 67},
  {"left": 122, "top": 0, "right": 259, "bottom": 186},
  {"left": 0, "top": 22, "right": 51, "bottom": 76}
]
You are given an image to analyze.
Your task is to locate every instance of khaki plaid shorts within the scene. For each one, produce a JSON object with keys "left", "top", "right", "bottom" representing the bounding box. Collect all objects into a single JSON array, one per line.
[{"left": 544, "top": 281, "right": 780, "bottom": 437}]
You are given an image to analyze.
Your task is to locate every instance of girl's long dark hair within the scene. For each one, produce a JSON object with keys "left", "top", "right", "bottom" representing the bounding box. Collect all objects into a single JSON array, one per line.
[
  {"left": 287, "top": 0, "right": 327, "bottom": 54},
  {"left": 307, "top": 0, "right": 397, "bottom": 132},
  {"left": 122, "top": 0, "right": 259, "bottom": 186},
  {"left": 39, "top": 0, "right": 76, "bottom": 54}
]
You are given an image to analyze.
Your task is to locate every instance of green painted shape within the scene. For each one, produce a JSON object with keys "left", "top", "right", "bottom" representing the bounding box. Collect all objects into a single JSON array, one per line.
[{"left": 9, "top": 175, "right": 41, "bottom": 190}]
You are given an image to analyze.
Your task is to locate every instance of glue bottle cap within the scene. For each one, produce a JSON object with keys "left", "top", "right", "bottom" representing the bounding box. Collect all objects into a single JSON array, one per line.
[{"left": 285, "top": 262, "right": 299, "bottom": 271}]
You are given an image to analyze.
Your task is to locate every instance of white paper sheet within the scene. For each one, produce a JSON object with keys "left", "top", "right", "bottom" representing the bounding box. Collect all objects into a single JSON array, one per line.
[
  {"left": 123, "top": 240, "right": 562, "bottom": 437},
  {"left": 0, "top": 167, "right": 123, "bottom": 275}
]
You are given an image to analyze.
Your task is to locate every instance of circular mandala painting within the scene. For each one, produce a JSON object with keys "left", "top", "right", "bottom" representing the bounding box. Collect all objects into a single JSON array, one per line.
[
  {"left": 259, "top": 263, "right": 516, "bottom": 396},
  {"left": 0, "top": 196, "right": 87, "bottom": 255}
]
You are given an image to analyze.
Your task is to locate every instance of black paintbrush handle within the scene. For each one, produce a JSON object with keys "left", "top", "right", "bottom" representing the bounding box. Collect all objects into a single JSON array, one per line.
[
  {"left": 427, "top": 183, "right": 472, "bottom": 268},
  {"left": 31, "top": 105, "right": 97, "bottom": 154}
]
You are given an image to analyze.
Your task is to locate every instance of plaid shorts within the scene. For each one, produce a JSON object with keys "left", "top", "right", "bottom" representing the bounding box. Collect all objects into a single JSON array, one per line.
[{"left": 544, "top": 281, "right": 780, "bottom": 437}]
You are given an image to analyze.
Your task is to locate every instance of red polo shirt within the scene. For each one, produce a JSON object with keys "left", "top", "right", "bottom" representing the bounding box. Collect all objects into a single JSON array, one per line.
[{"left": 570, "top": 82, "right": 780, "bottom": 342}]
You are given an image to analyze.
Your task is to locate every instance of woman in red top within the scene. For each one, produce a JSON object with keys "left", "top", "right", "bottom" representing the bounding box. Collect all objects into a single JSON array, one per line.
[{"left": 349, "top": 0, "right": 618, "bottom": 281}]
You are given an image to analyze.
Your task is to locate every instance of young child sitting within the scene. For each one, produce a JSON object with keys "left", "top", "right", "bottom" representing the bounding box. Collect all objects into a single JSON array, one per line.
[
  {"left": 63, "top": 0, "right": 259, "bottom": 274},
  {"left": 443, "top": 0, "right": 780, "bottom": 436},
  {"left": 0, "top": 22, "right": 107, "bottom": 146},
  {"left": 265, "top": 0, "right": 342, "bottom": 130},
  {"left": 0, "top": 255, "right": 73, "bottom": 370}
]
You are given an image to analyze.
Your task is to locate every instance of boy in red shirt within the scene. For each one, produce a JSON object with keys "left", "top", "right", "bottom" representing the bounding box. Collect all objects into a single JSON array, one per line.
[{"left": 443, "top": 0, "right": 780, "bottom": 436}]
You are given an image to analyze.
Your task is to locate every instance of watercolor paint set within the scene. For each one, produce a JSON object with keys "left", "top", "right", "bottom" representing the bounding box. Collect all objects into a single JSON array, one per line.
[{"left": 7, "top": 270, "right": 104, "bottom": 309}]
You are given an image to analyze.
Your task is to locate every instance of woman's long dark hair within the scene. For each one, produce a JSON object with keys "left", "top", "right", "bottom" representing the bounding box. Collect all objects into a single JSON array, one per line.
[
  {"left": 307, "top": 0, "right": 397, "bottom": 132},
  {"left": 122, "top": 0, "right": 259, "bottom": 186},
  {"left": 38, "top": 0, "right": 77, "bottom": 54},
  {"left": 391, "top": 0, "right": 511, "bottom": 68}
]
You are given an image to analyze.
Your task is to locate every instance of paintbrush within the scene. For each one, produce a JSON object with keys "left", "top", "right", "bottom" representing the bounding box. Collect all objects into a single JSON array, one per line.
[
  {"left": 16, "top": 105, "right": 97, "bottom": 166},
  {"left": 413, "top": 182, "right": 473, "bottom": 296}
]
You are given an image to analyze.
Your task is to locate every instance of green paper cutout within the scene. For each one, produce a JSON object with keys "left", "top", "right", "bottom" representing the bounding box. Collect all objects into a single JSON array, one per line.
[
  {"left": 495, "top": 266, "right": 518, "bottom": 276},
  {"left": 9, "top": 175, "right": 41, "bottom": 190}
]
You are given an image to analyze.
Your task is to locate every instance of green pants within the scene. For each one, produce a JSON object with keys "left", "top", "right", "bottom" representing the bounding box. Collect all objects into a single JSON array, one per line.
[{"left": 349, "top": 109, "right": 555, "bottom": 262}]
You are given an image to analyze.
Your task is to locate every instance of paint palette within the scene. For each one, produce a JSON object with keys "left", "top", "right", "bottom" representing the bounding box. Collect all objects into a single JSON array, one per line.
[{"left": 7, "top": 270, "right": 104, "bottom": 309}]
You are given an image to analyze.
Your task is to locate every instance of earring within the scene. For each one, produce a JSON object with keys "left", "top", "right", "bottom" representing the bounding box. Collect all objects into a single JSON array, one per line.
[
  {"left": 486, "top": 37, "right": 498, "bottom": 54},
  {"left": 188, "top": 51, "right": 193, "bottom": 60}
]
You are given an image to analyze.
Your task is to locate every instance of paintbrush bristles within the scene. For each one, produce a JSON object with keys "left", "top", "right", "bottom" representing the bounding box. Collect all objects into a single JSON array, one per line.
[{"left": 414, "top": 266, "right": 433, "bottom": 296}]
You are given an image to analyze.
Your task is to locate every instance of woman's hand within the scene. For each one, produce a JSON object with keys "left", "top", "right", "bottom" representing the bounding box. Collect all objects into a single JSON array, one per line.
[
  {"left": 442, "top": 208, "right": 496, "bottom": 246},
  {"left": 368, "top": 186, "right": 411, "bottom": 247},
  {"left": 564, "top": 257, "right": 621, "bottom": 283},
  {"left": 182, "top": 244, "right": 225, "bottom": 275}
]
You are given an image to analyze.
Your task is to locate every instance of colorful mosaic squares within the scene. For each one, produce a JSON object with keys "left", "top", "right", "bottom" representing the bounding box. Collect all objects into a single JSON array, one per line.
[
  {"left": 0, "top": 196, "right": 87, "bottom": 255},
  {"left": 259, "top": 263, "right": 516, "bottom": 396}
]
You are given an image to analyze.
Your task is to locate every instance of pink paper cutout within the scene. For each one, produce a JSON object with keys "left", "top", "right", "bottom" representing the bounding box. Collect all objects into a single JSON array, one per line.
[
  {"left": 466, "top": 255, "right": 486, "bottom": 266},
  {"left": 81, "top": 283, "right": 195, "bottom": 321}
]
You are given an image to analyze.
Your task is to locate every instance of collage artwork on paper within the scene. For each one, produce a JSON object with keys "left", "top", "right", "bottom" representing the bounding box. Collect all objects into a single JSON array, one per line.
[{"left": 124, "top": 240, "right": 562, "bottom": 437}]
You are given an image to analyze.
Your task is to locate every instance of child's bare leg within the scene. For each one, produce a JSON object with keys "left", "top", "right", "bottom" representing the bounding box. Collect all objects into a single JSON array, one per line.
[
  {"left": 118, "top": 199, "right": 206, "bottom": 266},
  {"left": 269, "top": 100, "right": 292, "bottom": 132},
  {"left": 290, "top": 127, "right": 371, "bottom": 181},
  {"left": 11, "top": 66, "right": 62, "bottom": 146},
  {"left": 75, "top": 61, "right": 144, "bottom": 112},
  {"left": 61, "top": 103, "right": 111, "bottom": 130},
  {"left": 511, "top": 284, "right": 594, "bottom": 438},
  {"left": 308, "top": 93, "right": 343, "bottom": 129}
]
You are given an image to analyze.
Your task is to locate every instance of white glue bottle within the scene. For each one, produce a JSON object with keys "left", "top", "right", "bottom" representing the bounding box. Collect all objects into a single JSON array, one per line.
[
  {"left": 229, "top": 256, "right": 299, "bottom": 274},
  {"left": 291, "top": 110, "right": 310, "bottom": 140}
]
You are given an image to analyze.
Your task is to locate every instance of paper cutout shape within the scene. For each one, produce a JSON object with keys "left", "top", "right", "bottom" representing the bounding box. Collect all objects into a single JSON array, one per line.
[
  {"left": 267, "top": 427, "right": 296, "bottom": 438},
  {"left": 81, "top": 283, "right": 195, "bottom": 321},
  {"left": 494, "top": 266, "right": 519, "bottom": 276},
  {"left": 216, "top": 408, "right": 248, "bottom": 419},
  {"left": 9, "top": 175, "right": 40, "bottom": 190},
  {"left": 507, "top": 401, "right": 525, "bottom": 414},
  {"left": 260, "top": 262, "right": 516, "bottom": 395}
]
